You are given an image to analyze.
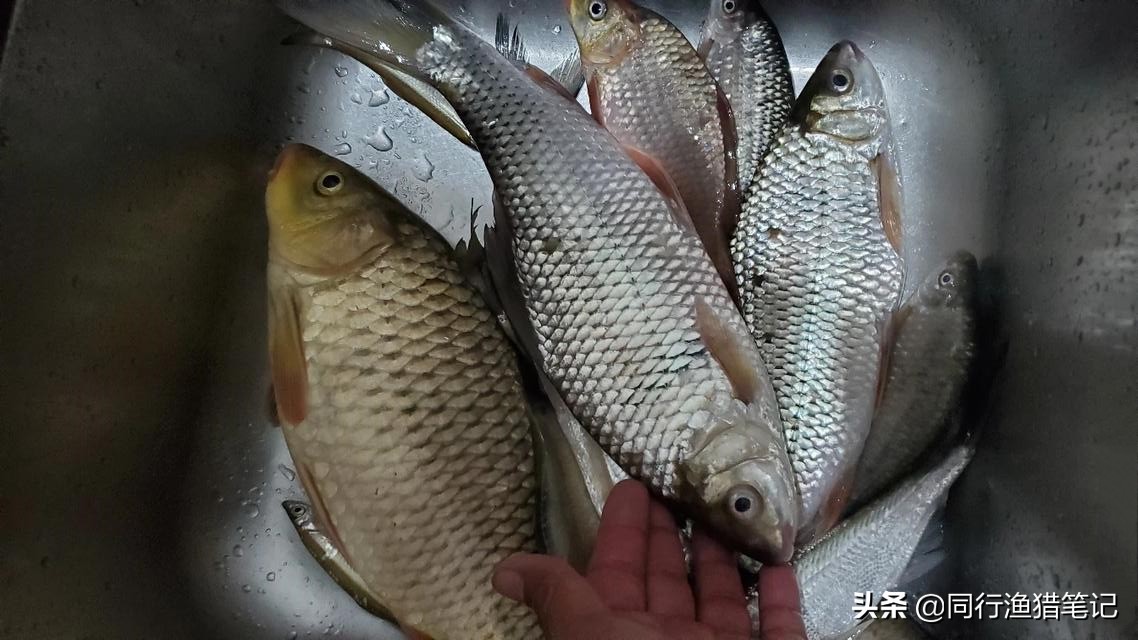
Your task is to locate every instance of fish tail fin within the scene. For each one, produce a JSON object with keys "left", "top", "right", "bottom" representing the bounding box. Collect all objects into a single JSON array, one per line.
[{"left": 277, "top": 0, "right": 460, "bottom": 77}]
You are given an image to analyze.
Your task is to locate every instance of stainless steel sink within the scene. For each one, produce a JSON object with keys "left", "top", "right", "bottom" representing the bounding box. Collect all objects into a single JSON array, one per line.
[{"left": 0, "top": 1, "right": 1134, "bottom": 638}]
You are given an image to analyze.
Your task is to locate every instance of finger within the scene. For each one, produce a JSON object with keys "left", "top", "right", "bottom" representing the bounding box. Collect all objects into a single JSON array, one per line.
[
  {"left": 645, "top": 502, "right": 695, "bottom": 618},
  {"left": 493, "top": 553, "right": 607, "bottom": 635},
  {"left": 757, "top": 564, "right": 807, "bottom": 640},
  {"left": 691, "top": 528, "right": 751, "bottom": 637},
  {"left": 586, "top": 479, "right": 651, "bottom": 611}
]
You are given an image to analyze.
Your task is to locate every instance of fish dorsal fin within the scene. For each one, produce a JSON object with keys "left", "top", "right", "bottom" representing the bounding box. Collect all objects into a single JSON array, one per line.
[
  {"left": 550, "top": 47, "right": 586, "bottom": 99},
  {"left": 693, "top": 296, "right": 762, "bottom": 405},
  {"left": 494, "top": 13, "right": 527, "bottom": 65},
  {"left": 619, "top": 144, "right": 699, "bottom": 238},
  {"left": 267, "top": 266, "right": 308, "bottom": 426},
  {"left": 872, "top": 150, "right": 904, "bottom": 254}
]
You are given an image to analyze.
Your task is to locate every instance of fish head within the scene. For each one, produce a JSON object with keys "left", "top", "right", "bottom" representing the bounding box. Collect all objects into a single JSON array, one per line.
[
  {"left": 683, "top": 423, "right": 798, "bottom": 563},
  {"left": 792, "top": 41, "right": 890, "bottom": 158},
  {"left": 282, "top": 500, "right": 316, "bottom": 531},
  {"left": 567, "top": 0, "right": 640, "bottom": 67},
  {"left": 702, "top": 0, "right": 764, "bottom": 47},
  {"left": 266, "top": 143, "right": 397, "bottom": 274},
  {"left": 919, "top": 250, "right": 979, "bottom": 309}
]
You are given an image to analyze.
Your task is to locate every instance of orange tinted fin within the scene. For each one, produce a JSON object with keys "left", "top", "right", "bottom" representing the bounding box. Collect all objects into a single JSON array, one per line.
[
  {"left": 588, "top": 75, "right": 605, "bottom": 126},
  {"left": 401, "top": 625, "right": 435, "bottom": 640},
  {"left": 619, "top": 144, "right": 699, "bottom": 238},
  {"left": 524, "top": 65, "right": 580, "bottom": 102},
  {"left": 873, "top": 151, "right": 904, "bottom": 254},
  {"left": 874, "top": 308, "right": 908, "bottom": 410},
  {"left": 267, "top": 275, "right": 308, "bottom": 426},
  {"left": 266, "top": 384, "right": 281, "bottom": 427},
  {"left": 694, "top": 296, "right": 761, "bottom": 404},
  {"left": 295, "top": 462, "right": 353, "bottom": 568}
]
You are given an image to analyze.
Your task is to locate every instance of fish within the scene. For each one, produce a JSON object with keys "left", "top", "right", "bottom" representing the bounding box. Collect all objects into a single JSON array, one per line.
[
  {"left": 265, "top": 143, "right": 543, "bottom": 639},
  {"left": 697, "top": 0, "right": 794, "bottom": 194},
  {"left": 282, "top": 500, "right": 396, "bottom": 622},
  {"left": 851, "top": 252, "right": 979, "bottom": 507},
  {"left": 843, "top": 618, "right": 931, "bottom": 640},
  {"left": 730, "top": 41, "right": 905, "bottom": 538},
  {"left": 276, "top": 0, "right": 799, "bottom": 563},
  {"left": 568, "top": 0, "right": 741, "bottom": 298},
  {"left": 793, "top": 444, "right": 973, "bottom": 640}
]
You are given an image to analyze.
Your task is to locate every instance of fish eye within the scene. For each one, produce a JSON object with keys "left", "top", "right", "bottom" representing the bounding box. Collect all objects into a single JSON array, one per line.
[
  {"left": 588, "top": 0, "right": 608, "bottom": 20},
  {"left": 939, "top": 271, "right": 955, "bottom": 287},
  {"left": 316, "top": 171, "right": 344, "bottom": 195},
  {"left": 830, "top": 69, "right": 852, "bottom": 94},
  {"left": 722, "top": 0, "right": 738, "bottom": 14},
  {"left": 727, "top": 486, "right": 763, "bottom": 519}
]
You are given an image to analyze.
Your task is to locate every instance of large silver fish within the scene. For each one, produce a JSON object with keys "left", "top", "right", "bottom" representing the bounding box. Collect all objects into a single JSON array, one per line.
[
  {"left": 730, "top": 41, "right": 905, "bottom": 538},
  {"left": 851, "top": 252, "right": 979, "bottom": 507},
  {"left": 266, "top": 143, "right": 542, "bottom": 639},
  {"left": 568, "top": 0, "right": 740, "bottom": 298},
  {"left": 277, "top": 0, "right": 799, "bottom": 562},
  {"left": 698, "top": 0, "right": 794, "bottom": 194},
  {"left": 794, "top": 445, "right": 972, "bottom": 640}
]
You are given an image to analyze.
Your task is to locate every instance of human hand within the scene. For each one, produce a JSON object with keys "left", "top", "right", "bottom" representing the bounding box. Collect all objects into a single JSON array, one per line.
[{"left": 492, "top": 480, "right": 807, "bottom": 640}]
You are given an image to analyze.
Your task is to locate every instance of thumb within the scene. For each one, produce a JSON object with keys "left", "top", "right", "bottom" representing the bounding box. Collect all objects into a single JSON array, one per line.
[{"left": 493, "top": 553, "right": 608, "bottom": 634}]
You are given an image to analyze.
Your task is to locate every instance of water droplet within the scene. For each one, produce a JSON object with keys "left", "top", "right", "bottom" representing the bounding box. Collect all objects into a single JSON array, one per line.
[
  {"left": 368, "top": 88, "right": 390, "bottom": 107},
  {"left": 334, "top": 65, "right": 349, "bottom": 78},
  {"left": 365, "top": 126, "right": 393, "bottom": 152},
  {"left": 412, "top": 153, "right": 435, "bottom": 182},
  {"left": 296, "top": 84, "right": 311, "bottom": 95},
  {"left": 232, "top": 544, "right": 244, "bottom": 558},
  {"left": 241, "top": 584, "right": 252, "bottom": 593},
  {"left": 277, "top": 464, "right": 296, "bottom": 481},
  {"left": 332, "top": 142, "right": 352, "bottom": 156},
  {"left": 243, "top": 502, "right": 260, "bottom": 518},
  {"left": 349, "top": 92, "right": 363, "bottom": 104},
  {"left": 288, "top": 633, "right": 298, "bottom": 640},
  {"left": 266, "top": 571, "right": 277, "bottom": 582},
  {"left": 552, "top": 24, "right": 562, "bottom": 34}
]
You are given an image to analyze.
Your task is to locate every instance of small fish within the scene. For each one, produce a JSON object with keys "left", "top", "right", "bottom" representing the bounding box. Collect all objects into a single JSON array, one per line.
[
  {"left": 794, "top": 445, "right": 973, "bottom": 640},
  {"left": 569, "top": 0, "right": 741, "bottom": 298},
  {"left": 730, "top": 41, "right": 905, "bottom": 538},
  {"left": 265, "top": 143, "right": 541, "bottom": 639},
  {"left": 282, "top": 500, "right": 396, "bottom": 622},
  {"left": 851, "top": 252, "right": 979, "bottom": 507},
  {"left": 698, "top": 0, "right": 794, "bottom": 194},
  {"left": 277, "top": 0, "right": 799, "bottom": 562}
]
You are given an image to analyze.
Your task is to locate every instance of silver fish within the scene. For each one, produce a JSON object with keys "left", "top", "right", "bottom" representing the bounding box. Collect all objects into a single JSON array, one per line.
[
  {"left": 731, "top": 41, "right": 905, "bottom": 538},
  {"left": 282, "top": 500, "right": 396, "bottom": 623},
  {"left": 277, "top": 0, "right": 799, "bottom": 562},
  {"left": 698, "top": 0, "right": 794, "bottom": 194},
  {"left": 569, "top": 0, "right": 741, "bottom": 298},
  {"left": 794, "top": 445, "right": 973, "bottom": 640},
  {"left": 851, "top": 252, "right": 979, "bottom": 507}
]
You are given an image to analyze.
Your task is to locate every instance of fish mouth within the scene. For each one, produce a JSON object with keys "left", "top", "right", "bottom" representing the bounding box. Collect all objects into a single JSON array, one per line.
[{"left": 269, "top": 144, "right": 301, "bottom": 180}]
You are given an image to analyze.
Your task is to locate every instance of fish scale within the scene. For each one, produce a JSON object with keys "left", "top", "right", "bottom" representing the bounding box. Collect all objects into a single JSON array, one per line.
[
  {"left": 277, "top": 220, "right": 541, "bottom": 640},
  {"left": 701, "top": 0, "right": 795, "bottom": 193},
  {"left": 733, "top": 122, "right": 903, "bottom": 530},
  {"left": 277, "top": 0, "right": 797, "bottom": 561}
]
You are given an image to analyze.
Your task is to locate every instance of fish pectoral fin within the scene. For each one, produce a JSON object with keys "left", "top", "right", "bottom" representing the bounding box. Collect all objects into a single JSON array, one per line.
[
  {"left": 619, "top": 144, "right": 700, "bottom": 238},
  {"left": 693, "top": 296, "right": 761, "bottom": 405},
  {"left": 872, "top": 150, "right": 904, "bottom": 254},
  {"left": 550, "top": 47, "right": 585, "bottom": 99},
  {"left": 797, "top": 464, "right": 857, "bottom": 545},
  {"left": 268, "top": 275, "right": 308, "bottom": 426}
]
